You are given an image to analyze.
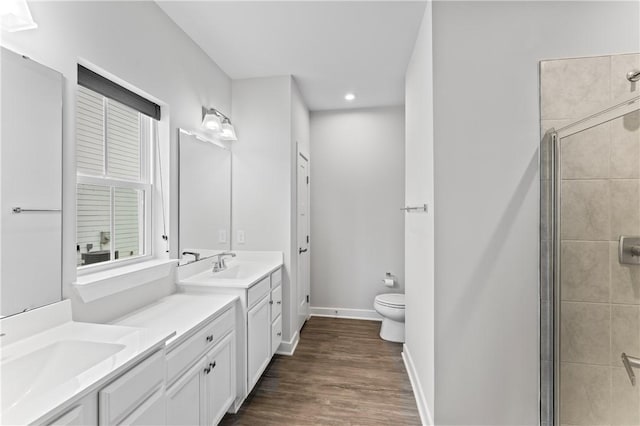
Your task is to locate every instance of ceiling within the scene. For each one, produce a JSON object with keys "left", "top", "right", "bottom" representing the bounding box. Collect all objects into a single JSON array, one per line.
[{"left": 157, "top": 1, "right": 427, "bottom": 111}]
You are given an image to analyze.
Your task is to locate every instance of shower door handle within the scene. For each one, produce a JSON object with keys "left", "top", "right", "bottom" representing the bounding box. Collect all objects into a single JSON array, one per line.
[{"left": 622, "top": 353, "right": 640, "bottom": 386}]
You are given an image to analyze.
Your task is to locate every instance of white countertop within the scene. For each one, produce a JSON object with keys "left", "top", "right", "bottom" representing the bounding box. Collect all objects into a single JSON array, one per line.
[
  {"left": 113, "top": 293, "right": 238, "bottom": 350},
  {"left": 178, "top": 251, "right": 283, "bottom": 289},
  {"left": 0, "top": 319, "right": 172, "bottom": 425}
]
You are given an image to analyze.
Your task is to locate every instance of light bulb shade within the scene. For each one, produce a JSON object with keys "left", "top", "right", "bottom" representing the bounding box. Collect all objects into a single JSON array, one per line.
[
  {"left": 219, "top": 121, "right": 237, "bottom": 141},
  {"left": 0, "top": 0, "right": 37, "bottom": 32},
  {"left": 201, "top": 110, "right": 222, "bottom": 131}
]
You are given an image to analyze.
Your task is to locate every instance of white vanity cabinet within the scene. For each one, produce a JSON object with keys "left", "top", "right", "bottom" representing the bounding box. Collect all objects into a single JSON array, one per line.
[
  {"left": 247, "top": 284, "right": 271, "bottom": 391},
  {"left": 41, "top": 349, "right": 167, "bottom": 426},
  {"left": 98, "top": 349, "right": 166, "bottom": 425},
  {"left": 178, "top": 263, "right": 283, "bottom": 412},
  {"left": 270, "top": 269, "right": 283, "bottom": 355},
  {"left": 166, "top": 332, "right": 235, "bottom": 426},
  {"left": 45, "top": 394, "right": 98, "bottom": 426},
  {"left": 112, "top": 294, "right": 239, "bottom": 426}
]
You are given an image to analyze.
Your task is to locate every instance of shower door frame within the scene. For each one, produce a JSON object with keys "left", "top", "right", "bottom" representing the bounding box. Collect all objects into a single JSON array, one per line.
[{"left": 542, "top": 93, "right": 640, "bottom": 426}]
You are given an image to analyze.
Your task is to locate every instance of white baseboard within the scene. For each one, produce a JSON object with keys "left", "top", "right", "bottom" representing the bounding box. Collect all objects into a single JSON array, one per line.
[
  {"left": 276, "top": 330, "right": 299, "bottom": 356},
  {"left": 310, "top": 306, "right": 382, "bottom": 321},
  {"left": 402, "top": 344, "right": 433, "bottom": 426}
]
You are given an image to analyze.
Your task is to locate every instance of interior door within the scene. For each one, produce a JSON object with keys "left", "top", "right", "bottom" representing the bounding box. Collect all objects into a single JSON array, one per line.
[{"left": 297, "top": 151, "right": 310, "bottom": 329}]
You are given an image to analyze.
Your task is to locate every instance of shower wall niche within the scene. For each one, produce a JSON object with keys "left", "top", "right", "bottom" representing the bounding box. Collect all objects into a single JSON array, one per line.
[{"left": 540, "top": 53, "right": 640, "bottom": 426}]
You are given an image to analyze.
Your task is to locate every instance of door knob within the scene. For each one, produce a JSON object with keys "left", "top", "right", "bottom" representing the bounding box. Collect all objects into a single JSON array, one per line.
[{"left": 299, "top": 248, "right": 308, "bottom": 254}]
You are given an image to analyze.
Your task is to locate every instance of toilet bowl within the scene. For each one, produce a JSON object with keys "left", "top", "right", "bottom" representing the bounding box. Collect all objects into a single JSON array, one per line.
[{"left": 373, "top": 293, "right": 405, "bottom": 343}]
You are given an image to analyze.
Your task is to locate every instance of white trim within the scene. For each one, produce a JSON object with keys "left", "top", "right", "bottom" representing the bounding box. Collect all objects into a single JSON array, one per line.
[
  {"left": 402, "top": 344, "right": 433, "bottom": 426},
  {"left": 310, "top": 306, "right": 382, "bottom": 321},
  {"left": 276, "top": 330, "right": 299, "bottom": 356}
]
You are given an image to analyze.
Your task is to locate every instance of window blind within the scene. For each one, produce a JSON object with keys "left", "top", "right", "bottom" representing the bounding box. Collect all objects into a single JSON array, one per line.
[{"left": 77, "top": 64, "right": 161, "bottom": 121}]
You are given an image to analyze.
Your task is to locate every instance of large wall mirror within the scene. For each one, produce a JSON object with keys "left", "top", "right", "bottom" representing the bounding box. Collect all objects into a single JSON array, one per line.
[
  {"left": 1, "top": 47, "right": 63, "bottom": 317},
  {"left": 178, "top": 129, "right": 231, "bottom": 263}
]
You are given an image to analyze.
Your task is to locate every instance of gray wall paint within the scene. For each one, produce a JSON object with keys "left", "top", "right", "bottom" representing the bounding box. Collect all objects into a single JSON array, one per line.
[
  {"left": 1, "top": 1, "right": 232, "bottom": 323},
  {"left": 432, "top": 1, "right": 640, "bottom": 424},
  {"left": 231, "top": 76, "right": 294, "bottom": 340},
  {"left": 310, "top": 106, "right": 405, "bottom": 311}
]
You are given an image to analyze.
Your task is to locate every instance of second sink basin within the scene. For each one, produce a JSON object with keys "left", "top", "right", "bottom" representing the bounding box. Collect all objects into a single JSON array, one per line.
[
  {"left": 212, "top": 262, "right": 265, "bottom": 279},
  {"left": 1, "top": 340, "right": 125, "bottom": 412}
]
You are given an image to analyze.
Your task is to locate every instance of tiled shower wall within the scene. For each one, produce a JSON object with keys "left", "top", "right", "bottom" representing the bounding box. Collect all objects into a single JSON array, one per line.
[{"left": 541, "top": 53, "right": 640, "bottom": 425}]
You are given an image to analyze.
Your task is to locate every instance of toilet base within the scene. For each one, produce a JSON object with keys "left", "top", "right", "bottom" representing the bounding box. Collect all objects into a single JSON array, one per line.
[{"left": 379, "top": 317, "right": 405, "bottom": 343}]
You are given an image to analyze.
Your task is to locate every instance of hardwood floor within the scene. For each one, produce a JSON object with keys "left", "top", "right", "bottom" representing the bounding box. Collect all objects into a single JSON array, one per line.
[{"left": 220, "top": 317, "right": 421, "bottom": 425}]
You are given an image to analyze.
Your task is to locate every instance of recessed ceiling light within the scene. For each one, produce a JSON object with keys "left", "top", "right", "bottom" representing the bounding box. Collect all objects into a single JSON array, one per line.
[{"left": 344, "top": 93, "right": 355, "bottom": 101}]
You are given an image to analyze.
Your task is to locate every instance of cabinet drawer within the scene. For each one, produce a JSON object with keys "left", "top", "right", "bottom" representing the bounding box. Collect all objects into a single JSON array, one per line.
[
  {"left": 271, "top": 268, "right": 282, "bottom": 288},
  {"left": 99, "top": 350, "right": 164, "bottom": 425},
  {"left": 248, "top": 276, "right": 270, "bottom": 308},
  {"left": 166, "top": 306, "right": 234, "bottom": 385},
  {"left": 270, "top": 285, "right": 282, "bottom": 320},
  {"left": 47, "top": 405, "right": 84, "bottom": 426},
  {"left": 271, "top": 315, "right": 282, "bottom": 355},
  {"left": 119, "top": 387, "right": 166, "bottom": 426}
]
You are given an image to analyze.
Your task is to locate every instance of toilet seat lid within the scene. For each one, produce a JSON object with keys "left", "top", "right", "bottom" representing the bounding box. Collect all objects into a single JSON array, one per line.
[{"left": 375, "top": 293, "right": 405, "bottom": 308}]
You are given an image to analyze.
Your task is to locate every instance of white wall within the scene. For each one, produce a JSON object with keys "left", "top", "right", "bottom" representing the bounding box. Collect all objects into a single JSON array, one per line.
[
  {"left": 231, "top": 76, "right": 300, "bottom": 343},
  {"left": 310, "top": 106, "right": 405, "bottom": 313},
  {"left": 431, "top": 1, "right": 640, "bottom": 424},
  {"left": 403, "top": 2, "right": 434, "bottom": 423},
  {"left": 1, "top": 1, "right": 232, "bottom": 322}
]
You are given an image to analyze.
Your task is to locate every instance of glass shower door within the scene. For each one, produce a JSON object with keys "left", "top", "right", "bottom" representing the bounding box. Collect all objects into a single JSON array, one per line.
[{"left": 555, "top": 108, "right": 640, "bottom": 425}]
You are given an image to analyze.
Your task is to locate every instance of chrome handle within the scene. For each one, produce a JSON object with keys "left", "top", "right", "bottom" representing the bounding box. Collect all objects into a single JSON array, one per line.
[
  {"left": 12, "top": 207, "right": 61, "bottom": 214},
  {"left": 622, "top": 353, "right": 640, "bottom": 385},
  {"left": 631, "top": 246, "right": 640, "bottom": 257},
  {"left": 627, "top": 70, "right": 640, "bottom": 82},
  {"left": 400, "top": 204, "right": 428, "bottom": 212}
]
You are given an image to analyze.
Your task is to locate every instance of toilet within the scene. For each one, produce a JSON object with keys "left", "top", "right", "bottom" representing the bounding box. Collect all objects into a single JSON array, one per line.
[{"left": 373, "top": 293, "right": 405, "bottom": 343}]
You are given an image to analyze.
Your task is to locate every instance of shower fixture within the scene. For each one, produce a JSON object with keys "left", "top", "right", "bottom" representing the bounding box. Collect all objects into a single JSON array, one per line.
[{"left": 627, "top": 70, "right": 640, "bottom": 82}]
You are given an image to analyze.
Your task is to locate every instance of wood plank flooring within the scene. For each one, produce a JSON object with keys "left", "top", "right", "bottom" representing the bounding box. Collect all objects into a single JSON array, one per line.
[{"left": 220, "top": 317, "right": 421, "bottom": 425}]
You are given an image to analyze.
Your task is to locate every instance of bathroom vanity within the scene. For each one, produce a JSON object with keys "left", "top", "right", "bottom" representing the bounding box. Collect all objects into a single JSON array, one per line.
[
  {"left": 113, "top": 293, "right": 238, "bottom": 425},
  {"left": 177, "top": 251, "right": 283, "bottom": 410}
]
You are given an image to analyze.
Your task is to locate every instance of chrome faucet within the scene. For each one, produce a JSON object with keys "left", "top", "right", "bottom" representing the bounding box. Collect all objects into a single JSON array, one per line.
[
  {"left": 212, "top": 252, "right": 236, "bottom": 272},
  {"left": 182, "top": 251, "right": 201, "bottom": 262}
]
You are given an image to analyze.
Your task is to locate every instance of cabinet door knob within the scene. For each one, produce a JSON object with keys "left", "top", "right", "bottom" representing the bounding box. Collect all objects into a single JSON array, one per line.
[
  {"left": 204, "top": 367, "right": 211, "bottom": 374},
  {"left": 210, "top": 361, "right": 216, "bottom": 369},
  {"left": 269, "top": 300, "right": 273, "bottom": 305},
  {"left": 277, "top": 332, "right": 282, "bottom": 336},
  {"left": 277, "top": 301, "right": 281, "bottom": 305},
  {"left": 206, "top": 335, "right": 213, "bottom": 342}
]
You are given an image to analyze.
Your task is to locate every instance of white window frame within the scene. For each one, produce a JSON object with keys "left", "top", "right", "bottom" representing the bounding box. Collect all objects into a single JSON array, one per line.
[{"left": 76, "top": 93, "right": 154, "bottom": 274}]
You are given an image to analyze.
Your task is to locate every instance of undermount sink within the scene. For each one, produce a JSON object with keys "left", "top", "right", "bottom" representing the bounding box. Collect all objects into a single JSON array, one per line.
[
  {"left": 178, "top": 253, "right": 283, "bottom": 288},
  {"left": 212, "top": 262, "right": 263, "bottom": 279},
  {"left": 1, "top": 340, "right": 125, "bottom": 411}
]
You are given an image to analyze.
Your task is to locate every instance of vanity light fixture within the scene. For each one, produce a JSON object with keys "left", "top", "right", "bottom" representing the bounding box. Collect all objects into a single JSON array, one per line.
[
  {"left": 201, "top": 107, "right": 237, "bottom": 141},
  {"left": 219, "top": 117, "right": 238, "bottom": 141},
  {"left": 344, "top": 93, "right": 356, "bottom": 101},
  {"left": 0, "top": 0, "right": 38, "bottom": 32},
  {"left": 202, "top": 107, "right": 222, "bottom": 131}
]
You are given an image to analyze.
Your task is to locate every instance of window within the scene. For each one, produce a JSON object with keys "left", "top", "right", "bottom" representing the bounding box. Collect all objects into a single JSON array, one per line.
[{"left": 76, "top": 84, "right": 153, "bottom": 268}]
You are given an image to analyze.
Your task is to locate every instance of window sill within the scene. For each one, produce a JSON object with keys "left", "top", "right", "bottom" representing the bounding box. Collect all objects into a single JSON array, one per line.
[{"left": 73, "top": 258, "right": 178, "bottom": 303}]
